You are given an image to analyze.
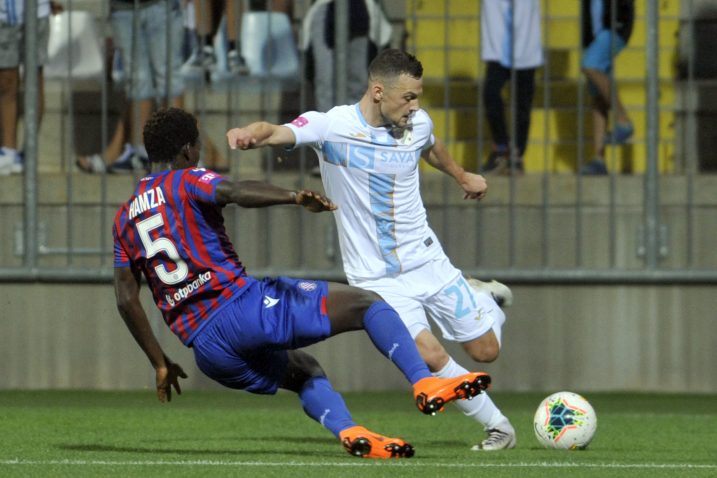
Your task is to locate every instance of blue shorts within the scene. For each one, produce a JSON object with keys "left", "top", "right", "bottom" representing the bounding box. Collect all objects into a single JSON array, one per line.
[
  {"left": 582, "top": 30, "right": 626, "bottom": 73},
  {"left": 191, "top": 277, "right": 330, "bottom": 394}
]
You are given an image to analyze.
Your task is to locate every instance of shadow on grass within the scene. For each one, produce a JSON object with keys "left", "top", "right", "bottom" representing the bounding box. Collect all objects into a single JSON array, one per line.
[{"left": 57, "top": 436, "right": 335, "bottom": 458}]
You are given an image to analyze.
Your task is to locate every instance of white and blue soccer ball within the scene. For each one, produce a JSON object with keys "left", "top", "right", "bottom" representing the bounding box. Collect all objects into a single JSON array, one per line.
[{"left": 533, "top": 391, "right": 597, "bottom": 450}]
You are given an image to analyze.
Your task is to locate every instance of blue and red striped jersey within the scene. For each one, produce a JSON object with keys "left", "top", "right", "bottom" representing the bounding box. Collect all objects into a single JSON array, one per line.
[{"left": 113, "top": 168, "right": 253, "bottom": 345}]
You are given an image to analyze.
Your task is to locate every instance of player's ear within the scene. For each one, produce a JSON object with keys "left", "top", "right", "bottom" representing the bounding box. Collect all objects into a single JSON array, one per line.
[{"left": 373, "top": 85, "right": 384, "bottom": 102}]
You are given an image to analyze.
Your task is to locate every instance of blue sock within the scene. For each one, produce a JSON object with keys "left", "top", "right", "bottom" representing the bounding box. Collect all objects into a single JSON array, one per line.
[
  {"left": 363, "top": 301, "right": 431, "bottom": 385},
  {"left": 299, "top": 376, "right": 355, "bottom": 438}
]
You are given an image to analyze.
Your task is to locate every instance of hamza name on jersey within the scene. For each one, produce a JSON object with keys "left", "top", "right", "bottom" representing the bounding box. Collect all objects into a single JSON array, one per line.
[{"left": 129, "top": 187, "right": 166, "bottom": 220}]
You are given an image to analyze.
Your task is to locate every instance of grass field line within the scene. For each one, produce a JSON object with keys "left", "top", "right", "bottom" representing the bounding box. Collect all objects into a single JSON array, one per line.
[{"left": 1, "top": 459, "right": 716, "bottom": 469}]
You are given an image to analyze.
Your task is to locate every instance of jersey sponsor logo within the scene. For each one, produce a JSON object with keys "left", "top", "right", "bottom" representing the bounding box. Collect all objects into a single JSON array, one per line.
[
  {"left": 128, "top": 186, "right": 166, "bottom": 220},
  {"left": 199, "top": 172, "right": 218, "bottom": 183},
  {"left": 291, "top": 116, "right": 309, "bottom": 127},
  {"left": 298, "top": 281, "right": 317, "bottom": 292},
  {"left": 349, "top": 131, "right": 367, "bottom": 139},
  {"left": 165, "top": 271, "right": 213, "bottom": 307},
  {"left": 378, "top": 149, "right": 419, "bottom": 164},
  {"left": 323, "top": 143, "right": 421, "bottom": 172},
  {"left": 263, "top": 295, "right": 280, "bottom": 308}
]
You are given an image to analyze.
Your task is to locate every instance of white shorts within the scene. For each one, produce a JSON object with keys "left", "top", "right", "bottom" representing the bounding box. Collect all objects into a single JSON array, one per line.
[{"left": 350, "top": 256, "right": 505, "bottom": 345}]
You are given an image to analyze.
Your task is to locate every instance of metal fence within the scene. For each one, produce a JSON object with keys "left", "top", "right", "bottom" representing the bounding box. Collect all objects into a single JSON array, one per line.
[{"left": 2, "top": 0, "right": 716, "bottom": 284}]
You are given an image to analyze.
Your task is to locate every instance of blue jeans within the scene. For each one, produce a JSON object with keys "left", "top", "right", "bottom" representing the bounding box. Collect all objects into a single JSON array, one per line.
[{"left": 111, "top": 0, "right": 184, "bottom": 100}]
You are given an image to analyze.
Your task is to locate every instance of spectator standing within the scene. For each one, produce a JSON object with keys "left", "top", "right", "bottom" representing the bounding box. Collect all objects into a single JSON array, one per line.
[
  {"left": 301, "top": 0, "right": 392, "bottom": 113},
  {"left": 109, "top": 0, "right": 185, "bottom": 173},
  {"left": 479, "top": 0, "right": 543, "bottom": 175},
  {"left": 182, "top": 0, "right": 248, "bottom": 77},
  {"left": 0, "top": 0, "right": 60, "bottom": 175},
  {"left": 580, "top": 0, "right": 635, "bottom": 175}
]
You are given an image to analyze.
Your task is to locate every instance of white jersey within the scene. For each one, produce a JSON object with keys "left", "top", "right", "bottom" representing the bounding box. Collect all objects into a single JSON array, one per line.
[
  {"left": 480, "top": 0, "right": 543, "bottom": 69},
  {"left": 286, "top": 104, "right": 447, "bottom": 281}
]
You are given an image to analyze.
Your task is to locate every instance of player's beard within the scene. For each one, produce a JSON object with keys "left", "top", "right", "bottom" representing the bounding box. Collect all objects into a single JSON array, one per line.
[{"left": 379, "top": 104, "right": 410, "bottom": 130}]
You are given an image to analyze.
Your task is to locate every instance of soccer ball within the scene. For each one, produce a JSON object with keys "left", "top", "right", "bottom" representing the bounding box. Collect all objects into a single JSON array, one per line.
[{"left": 533, "top": 391, "right": 597, "bottom": 450}]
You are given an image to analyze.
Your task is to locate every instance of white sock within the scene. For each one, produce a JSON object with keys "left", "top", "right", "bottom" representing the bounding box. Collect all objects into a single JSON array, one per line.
[
  {"left": 491, "top": 307, "right": 506, "bottom": 347},
  {"left": 434, "top": 357, "right": 507, "bottom": 430}
]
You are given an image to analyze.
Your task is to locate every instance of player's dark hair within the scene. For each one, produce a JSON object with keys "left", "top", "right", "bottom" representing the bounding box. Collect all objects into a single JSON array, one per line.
[
  {"left": 143, "top": 107, "right": 199, "bottom": 163},
  {"left": 368, "top": 49, "right": 423, "bottom": 82}
]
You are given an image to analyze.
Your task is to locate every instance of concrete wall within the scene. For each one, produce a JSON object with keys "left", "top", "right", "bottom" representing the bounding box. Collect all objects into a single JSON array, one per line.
[{"left": 2, "top": 282, "right": 716, "bottom": 393}]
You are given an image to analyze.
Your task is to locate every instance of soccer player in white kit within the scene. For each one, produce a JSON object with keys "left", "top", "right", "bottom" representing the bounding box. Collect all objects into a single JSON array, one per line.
[{"left": 226, "top": 48, "right": 516, "bottom": 450}]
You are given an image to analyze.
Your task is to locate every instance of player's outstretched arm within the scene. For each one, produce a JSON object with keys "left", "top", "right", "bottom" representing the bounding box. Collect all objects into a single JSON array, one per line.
[
  {"left": 421, "top": 136, "right": 488, "bottom": 200},
  {"left": 226, "top": 122, "right": 296, "bottom": 150},
  {"left": 114, "top": 267, "right": 187, "bottom": 403},
  {"left": 215, "top": 180, "right": 337, "bottom": 212}
]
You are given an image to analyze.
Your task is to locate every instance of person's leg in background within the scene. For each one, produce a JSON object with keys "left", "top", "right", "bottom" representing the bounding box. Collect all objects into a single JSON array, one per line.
[
  {"left": 309, "top": 2, "right": 334, "bottom": 113},
  {"left": 224, "top": 0, "right": 248, "bottom": 75},
  {"left": 145, "top": 0, "right": 186, "bottom": 153},
  {"left": 110, "top": 5, "right": 156, "bottom": 172},
  {"left": 347, "top": 35, "right": 369, "bottom": 105},
  {"left": 0, "top": 18, "right": 49, "bottom": 174},
  {"left": 512, "top": 67, "right": 537, "bottom": 172},
  {"left": 191, "top": 0, "right": 222, "bottom": 70},
  {"left": 583, "top": 65, "right": 632, "bottom": 142},
  {"left": 580, "top": 30, "right": 631, "bottom": 175},
  {"left": 151, "top": 0, "right": 228, "bottom": 172},
  {"left": 0, "top": 65, "right": 20, "bottom": 174},
  {"left": 481, "top": 61, "right": 512, "bottom": 175}
]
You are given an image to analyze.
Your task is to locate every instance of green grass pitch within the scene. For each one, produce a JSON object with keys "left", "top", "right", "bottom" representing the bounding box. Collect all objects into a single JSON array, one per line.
[{"left": 0, "top": 390, "right": 715, "bottom": 477}]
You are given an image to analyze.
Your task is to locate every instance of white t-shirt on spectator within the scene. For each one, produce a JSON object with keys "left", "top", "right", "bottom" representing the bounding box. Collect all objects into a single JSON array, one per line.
[{"left": 480, "top": 0, "right": 543, "bottom": 69}]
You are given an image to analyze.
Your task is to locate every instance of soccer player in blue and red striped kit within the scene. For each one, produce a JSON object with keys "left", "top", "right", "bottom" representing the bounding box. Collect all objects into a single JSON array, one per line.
[{"left": 113, "top": 107, "right": 491, "bottom": 459}]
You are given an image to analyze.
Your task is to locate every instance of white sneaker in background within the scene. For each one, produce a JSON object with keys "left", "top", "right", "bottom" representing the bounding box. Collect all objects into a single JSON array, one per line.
[
  {"left": 0, "top": 147, "right": 23, "bottom": 175},
  {"left": 0, "top": 150, "right": 14, "bottom": 175},
  {"left": 227, "top": 49, "right": 249, "bottom": 75}
]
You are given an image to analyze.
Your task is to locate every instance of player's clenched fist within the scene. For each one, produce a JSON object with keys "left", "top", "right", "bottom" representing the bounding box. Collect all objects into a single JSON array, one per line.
[{"left": 226, "top": 128, "right": 257, "bottom": 150}]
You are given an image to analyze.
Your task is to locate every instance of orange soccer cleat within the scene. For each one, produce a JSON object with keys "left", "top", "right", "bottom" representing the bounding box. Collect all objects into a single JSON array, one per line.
[
  {"left": 339, "top": 425, "right": 415, "bottom": 459},
  {"left": 413, "top": 372, "right": 491, "bottom": 415}
]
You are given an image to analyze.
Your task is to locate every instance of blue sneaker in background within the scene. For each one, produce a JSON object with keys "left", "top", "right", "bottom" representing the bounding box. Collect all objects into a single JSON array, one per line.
[
  {"left": 605, "top": 121, "right": 634, "bottom": 145},
  {"left": 108, "top": 144, "right": 146, "bottom": 174},
  {"left": 580, "top": 159, "right": 608, "bottom": 175}
]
